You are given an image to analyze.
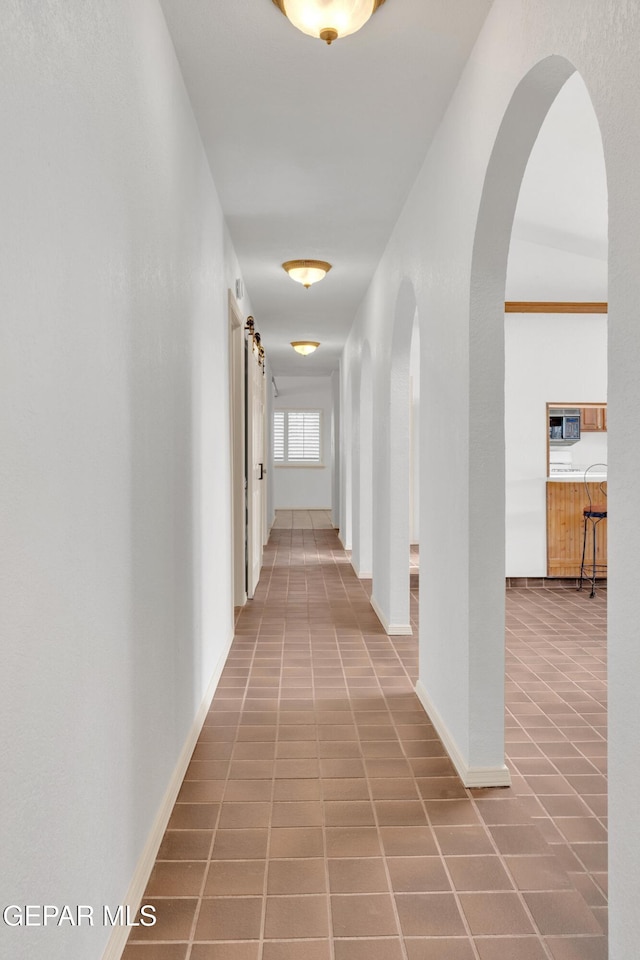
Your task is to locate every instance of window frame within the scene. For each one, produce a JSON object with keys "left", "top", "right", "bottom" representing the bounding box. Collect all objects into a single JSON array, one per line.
[{"left": 273, "top": 408, "right": 324, "bottom": 467}]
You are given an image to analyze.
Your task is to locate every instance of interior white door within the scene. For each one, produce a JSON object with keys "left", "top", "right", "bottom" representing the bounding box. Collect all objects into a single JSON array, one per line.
[
  {"left": 246, "top": 332, "right": 266, "bottom": 598},
  {"left": 229, "top": 294, "right": 246, "bottom": 607}
]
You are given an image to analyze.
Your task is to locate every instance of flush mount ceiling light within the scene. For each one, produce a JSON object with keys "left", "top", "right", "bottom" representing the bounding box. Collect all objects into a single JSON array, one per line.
[
  {"left": 271, "top": 0, "right": 386, "bottom": 45},
  {"left": 291, "top": 341, "right": 320, "bottom": 356},
  {"left": 282, "top": 259, "right": 332, "bottom": 288}
]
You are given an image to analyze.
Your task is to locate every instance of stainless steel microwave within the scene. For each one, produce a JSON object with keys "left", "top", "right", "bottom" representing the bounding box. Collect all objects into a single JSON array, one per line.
[{"left": 549, "top": 408, "right": 581, "bottom": 445}]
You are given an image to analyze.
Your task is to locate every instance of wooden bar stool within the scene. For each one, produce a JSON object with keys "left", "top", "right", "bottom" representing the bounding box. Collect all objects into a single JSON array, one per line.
[{"left": 577, "top": 463, "right": 607, "bottom": 598}]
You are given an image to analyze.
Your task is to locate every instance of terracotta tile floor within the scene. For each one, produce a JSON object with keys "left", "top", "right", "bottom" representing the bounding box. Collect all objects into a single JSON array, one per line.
[
  {"left": 271, "top": 510, "right": 334, "bottom": 530},
  {"left": 124, "top": 524, "right": 607, "bottom": 960}
]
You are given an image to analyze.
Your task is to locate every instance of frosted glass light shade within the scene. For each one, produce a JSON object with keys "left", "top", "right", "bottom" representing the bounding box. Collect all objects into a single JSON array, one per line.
[
  {"left": 273, "top": 0, "right": 385, "bottom": 44},
  {"left": 282, "top": 259, "right": 332, "bottom": 288},
  {"left": 291, "top": 341, "right": 320, "bottom": 355}
]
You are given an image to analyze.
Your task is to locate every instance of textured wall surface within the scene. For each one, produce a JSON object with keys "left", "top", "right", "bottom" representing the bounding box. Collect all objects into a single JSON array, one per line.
[
  {"left": 339, "top": 0, "right": 640, "bottom": 952},
  {"left": 2, "top": 0, "right": 640, "bottom": 957},
  {"left": 0, "top": 2, "right": 250, "bottom": 958}
]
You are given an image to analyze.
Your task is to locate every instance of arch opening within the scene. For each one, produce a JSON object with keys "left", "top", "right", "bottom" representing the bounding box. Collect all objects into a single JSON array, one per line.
[
  {"left": 370, "top": 280, "right": 418, "bottom": 635},
  {"left": 351, "top": 342, "right": 373, "bottom": 577},
  {"left": 465, "top": 51, "right": 609, "bottom": 839}
]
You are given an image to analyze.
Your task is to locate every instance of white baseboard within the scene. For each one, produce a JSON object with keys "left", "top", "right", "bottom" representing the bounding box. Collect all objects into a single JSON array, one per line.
[
  {"left": 370, "top": 595, "right": 413, "bottom": 636},
  {"left": 275, "top": 505, "right": 332, "bottom": 510},
  {"left": 101, "top": 630, "right": 234, "bottom": 960},
  {"left": 415, "top": 680, "right": 512, "bottom": 788},
  {"left": 350, "top": 556, "right": 372, "bottom": 580},
  {"left": 338, "top": 531, "right": 352, "bottom": 551}
]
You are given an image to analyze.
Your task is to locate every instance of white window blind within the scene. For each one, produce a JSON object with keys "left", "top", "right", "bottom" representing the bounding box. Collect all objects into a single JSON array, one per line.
[{"left": 273, "top": 410, "right": 322, "bottom": 464}]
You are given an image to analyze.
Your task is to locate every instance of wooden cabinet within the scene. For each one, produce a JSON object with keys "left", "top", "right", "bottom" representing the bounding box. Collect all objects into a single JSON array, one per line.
[
  {"left": 547, "top": 481, "right": 607, "bottom": 577},
  {"left": 579, "top": 405, "right": 607, "bottom": 432}
]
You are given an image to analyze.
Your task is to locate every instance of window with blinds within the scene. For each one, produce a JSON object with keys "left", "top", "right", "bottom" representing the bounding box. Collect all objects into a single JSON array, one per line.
[{"left": 273, "top": 410, "right": 322, "bottom": 464}]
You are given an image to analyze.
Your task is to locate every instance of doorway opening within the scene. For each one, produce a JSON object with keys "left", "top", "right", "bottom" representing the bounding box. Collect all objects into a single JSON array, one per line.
[
  {"left": 370, "top": 280, "right": 418, "bottom": 636},
  {"left": 473, "top": 57, "right": 609, "bottom": 934},
  {"left": 351, "top": 342, "right": 373, "bottom": 578},
  {"left": 228, "top": 293, "right": 246, "bottom": 609}
]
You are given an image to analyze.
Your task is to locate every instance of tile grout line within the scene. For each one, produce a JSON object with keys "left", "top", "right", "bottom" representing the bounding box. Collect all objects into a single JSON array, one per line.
[
  {"left": 124, "top": 523, "right": 607, "bottom": 958},
  {"left": 331, "top": 572, "right": 409, "bottom": 960}
]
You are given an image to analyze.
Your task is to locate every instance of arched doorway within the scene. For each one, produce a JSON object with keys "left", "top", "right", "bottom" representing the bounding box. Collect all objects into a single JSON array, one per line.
[
  {"left": 461, "top": 56, "right": 610, "bottom": 787},
  {"left": 505, "top": 72, "right": 608, "bottom": 578},
  {"left": 418, "top": 57, "right": 591, "bottom": 789},
  {"left": 351, "top": 342, "right": 373, "bottom": 577},
  {"left": 370, "top": 281, "right": 417, "bottom": 635},
  {"left": 339, "top": 368, "right": 353, "bottom": 550}
]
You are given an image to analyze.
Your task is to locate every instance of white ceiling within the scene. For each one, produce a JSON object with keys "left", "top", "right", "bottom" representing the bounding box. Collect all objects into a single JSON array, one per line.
[{"left": 159, "top": 0, "right": 493, "bottom": 374}]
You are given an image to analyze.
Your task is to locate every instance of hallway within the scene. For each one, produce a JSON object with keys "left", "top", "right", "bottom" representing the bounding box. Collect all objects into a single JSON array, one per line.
[{"left": 123, "top": 519, "right": 606, "bottom": 960}]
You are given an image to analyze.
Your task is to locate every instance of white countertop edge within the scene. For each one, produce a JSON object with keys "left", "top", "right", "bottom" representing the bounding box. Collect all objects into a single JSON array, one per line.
[{"left": 547, "top": 474, "right": 607, "bottom": 481}]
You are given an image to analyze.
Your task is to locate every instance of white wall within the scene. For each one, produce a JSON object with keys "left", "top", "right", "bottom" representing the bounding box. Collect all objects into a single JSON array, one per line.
[
  {"left": 272, "top": 376, "right": 333, "bottom": 510},
  {"left": 338, "top": 2, "right": 640, "bottom": 952},
  {"left": 331, "top": 369, "right": 341, "bottom": 529},
  {"left": 506, "top": 237, "right": 607, "bottom": 300},
  {"left": 266, "top": 361, "right": 276, "bottom": 531},
  {"left": 409, "top": 314, "right": 420, "bottom": 544},
  {"left": 505, "top": 314, "right": 607, "bottom": 576},
  {"left": 352, "top": 341, "right": 374, "bottom": 579},
  {"left": 0, "top": 4, "right": 251, "bottom": 959}
]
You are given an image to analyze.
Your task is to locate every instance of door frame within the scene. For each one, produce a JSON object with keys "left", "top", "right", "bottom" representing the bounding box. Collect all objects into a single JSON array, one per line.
[
  {"left": 228, "top": 291, "right": 246, "bottom": 608},
  {"left": 246, "top": 325, "right": 266, "bottom": 598}
]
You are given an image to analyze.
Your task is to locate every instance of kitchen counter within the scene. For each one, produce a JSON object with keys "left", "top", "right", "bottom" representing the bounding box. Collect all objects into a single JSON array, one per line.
[
  {"left": 547, "top": 473, "right": 607, "bottom": 481},
  {"left": 546, "top": 479, "right": 607, "bottom": 576}
]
